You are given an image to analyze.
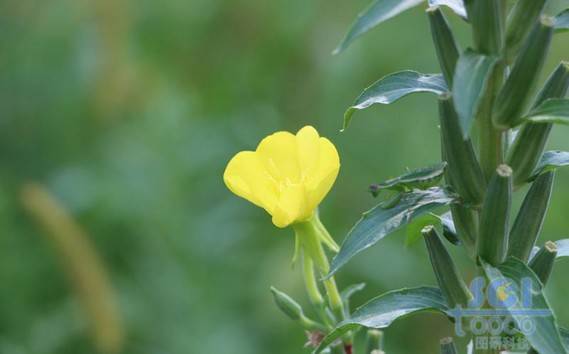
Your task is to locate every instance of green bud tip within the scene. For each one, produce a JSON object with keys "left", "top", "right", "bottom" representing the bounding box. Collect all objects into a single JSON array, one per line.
[
  {"left": 422, "top": 225, "right": 436, "bottom": 237},
  {"left": 540, "top": 15, "right": 555, "bottom": 28},
  {"left": 270, "top": 286, "right": 303, "bottom": 321},
  {"left": 544, "top": 240, "right": 558, "bottom": 253},
  {"left": 496, "top": 164, "right": 513, "bottom": 177},
  {"left": 426, "top": 5, "right": 440, "bottom": 13}
]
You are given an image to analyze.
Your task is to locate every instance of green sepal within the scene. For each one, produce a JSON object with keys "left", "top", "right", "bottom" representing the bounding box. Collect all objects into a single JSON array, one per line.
[
  {"left": 438, "top": 93, "right": 486, "bottom": 205},
  {"left": 504, "top": 0, "right": 547, "bottom": 62},
  {"left": 507, "top": 62, "right": 569, "bottom": 186},
  {"left": 440, "top": 337, "right": 458, "bottom": 354},
  {"left": 493, "top": 17, "right": 554, "bottom": 129},
  {"left": 477, "top": 164, "right": 512, "bottom": 266},
  {"left": 427, "top": 6, "right": 460, "bottom": 86},
  {"left": 422, "top": 225, "right": 472, "bottom": 308},
  {"left": 508, "top": 171, "right": 554, "bottom": 262},
  {"left": 529, "top": 241, "right": 558, "bottom": 285}
]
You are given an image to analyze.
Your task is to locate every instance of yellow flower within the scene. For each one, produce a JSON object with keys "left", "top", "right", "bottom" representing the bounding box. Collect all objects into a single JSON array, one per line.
[{"left": 223, "top": 126, "right": 340, "bottom": 228}]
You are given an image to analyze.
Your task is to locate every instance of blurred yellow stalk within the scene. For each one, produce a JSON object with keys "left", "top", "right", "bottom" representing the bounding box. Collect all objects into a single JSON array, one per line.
[{"left": 21, "top": 183, "right": 124, "bottom": 354}]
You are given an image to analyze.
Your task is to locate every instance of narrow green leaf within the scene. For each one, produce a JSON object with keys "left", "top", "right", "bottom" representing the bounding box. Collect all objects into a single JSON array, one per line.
[
  {"left": 480, "top": 258, "right": 567, "bottom": 354},
  {"left": 344, "top": 71, "right": 447, "bottom": 129},
  {"left": 313, "top": 287, "right": 449, "bottom": 354},
  {"left": 525, "top": 98, "right": 569, "bottom": 125},
  {"left": 341, "top": 283, "right": 366, "bottom": 302},
  {"left": 428, "top": 0, "right": 467, "bottom": 19},
  {"left": 452, "top": 49, "right": 499, "bottom": 137},
  {"left": 555, "top": 239, "right": 569, "bottom": 258},
  {"left": 371, "top": 162, "right": 447, "bottom": 194},
  {"left": 532, "top": 150, "right": 569, "bottom": 178},
  {"left": 341, "top": 283, "right": 366, "bottom": 315},
  {"left": 555, "top": 9, "right": 569, "bottom": 32},
  {"left": 334, "top": 0, "right": 424, "bottom": 54},
  {"left": 329, "top": 187, "right": 457, "bottom": 276}
]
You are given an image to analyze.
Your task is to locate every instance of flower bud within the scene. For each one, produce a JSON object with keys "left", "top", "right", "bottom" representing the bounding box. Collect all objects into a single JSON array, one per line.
[
  {"left": 438, "top": 93, "right": 486, "bottom": 205},
  {"left": 477, "top": 164, "right": 512, "bottom": 266},
  {"left": 440, "top": 337, "right": 458, "bottom": 354},
  {"left": 508, "top": 171, "right": 554, "bottom": 262},
  {"left": 422, "top": 225, "right": 472, "bottom": 308},
  {"left": 505, "top": 0, "right": 547, "bottom": 62},
  {"left": 493, "top": 17, "right": 554, "bottom": 129},
  {"left": 270, "top": 287, "right": 303, "bottom": 321},
  {"left": 365, "top": 329, "right": 384, "bottom": 353},
  {"left": 427, "top": 6, "right": 460, "bottom": 85},
  {"left": 529, "top": 241, "right": 558, "bottom": 285},
  {"left": 507, "top": 62, "right": 569, "bottom": 186},
  {"left": 270, "top": 287, "right": 327, "bottom": 331}
]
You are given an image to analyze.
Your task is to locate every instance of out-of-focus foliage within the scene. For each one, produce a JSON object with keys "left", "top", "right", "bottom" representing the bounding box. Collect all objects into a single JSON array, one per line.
[{"left": 0, "top": 0, "right": 568, "bottom": 353}]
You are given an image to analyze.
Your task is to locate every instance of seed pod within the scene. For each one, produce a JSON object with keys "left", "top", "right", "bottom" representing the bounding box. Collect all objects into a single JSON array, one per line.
[
  {"left": 440, "top": 337, "right": 458, "bottom": 354},
  {"left": 507, "top": 62, "right": 569, "bottom": 186},
  {"left": 422, "top": 225, "right": 472, "bottom": 308},
  {"left": 439, "top": 94, "right": 486, "bottom": 205},
  {"left": 365, "top": 329, "right": 384, "bottom": 353},
  {"left": 493, "top": 17, "right": 554, "bottom": 129},
  {"left": 508, "top": 171, "right": 554, "bottom": 262},
  {"left": 504, "top": 0, "right": 547, "bottom": 62},
  {"left": 477, "top": 165, "right": 512, "bottom": 266},
  {"left": 427, "top": 6, "right": 460, "bottom": 86},
  {"left": 529, "top": 241, "right": 558, "bottom": 285},
  {"left": 465, "top": 0, "right": 504, "bottom": 55}
]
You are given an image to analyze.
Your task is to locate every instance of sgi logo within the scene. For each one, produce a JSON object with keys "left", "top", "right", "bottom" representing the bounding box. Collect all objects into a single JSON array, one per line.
[{"left": 450, "top": 276, "right": 552, "bottom": 337}]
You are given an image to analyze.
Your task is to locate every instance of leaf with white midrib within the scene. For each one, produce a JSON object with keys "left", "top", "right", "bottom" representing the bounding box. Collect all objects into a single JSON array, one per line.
[
  {"left": 334, "top": 0, "right": 425, "bottom": 54},
  {"left": 328, "top": 187, "right": 457, "bottom": 276},
  {"left": 313, "top": 287, "right": 449, "bottom": 354},
  {"left": 344, "top": 71, "right": 447, "bottom": 129}
]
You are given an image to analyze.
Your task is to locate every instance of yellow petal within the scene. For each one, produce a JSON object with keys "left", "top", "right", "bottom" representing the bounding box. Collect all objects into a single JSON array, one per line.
[
  {"left": 257, "top": 131, "right": 300, "bottom": 183},
  {"left": 223, "top": 151, "right": 278, "bottom": 213},
  {"left": 271, "top": 183, "right": 309, "bottom": 228},
  {"left": 306, "top": 137, "right": 340, "bottom": 210},
  {"left": 296, "top": 126, "right": 320, "bottom": 179}
]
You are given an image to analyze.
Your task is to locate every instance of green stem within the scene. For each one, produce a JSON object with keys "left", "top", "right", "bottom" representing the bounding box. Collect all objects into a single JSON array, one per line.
[
  {"left": 302, "top": 254, "right": 332, "bottom": 327},
  {"left": 296, "top": 218, "right": 345, "bottom": 322}
]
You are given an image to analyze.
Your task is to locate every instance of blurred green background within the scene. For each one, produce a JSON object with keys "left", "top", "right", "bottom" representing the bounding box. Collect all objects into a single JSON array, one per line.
[{"left": 2, "top": 0, "right": 569, "bottom": 353}]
